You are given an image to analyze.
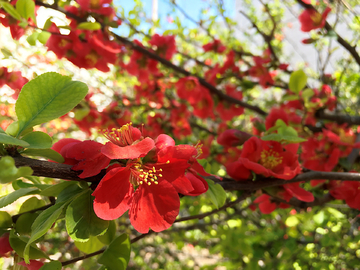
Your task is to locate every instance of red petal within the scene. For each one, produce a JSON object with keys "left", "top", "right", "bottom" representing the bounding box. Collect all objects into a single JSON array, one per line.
[
  {"left": 17, "top": 260, "right": 44, "bottom": 270},
  {"left": 283, "top": 183, "right": 314, "bottom": 202},
  {"left": 155, "top": 134, "right": 175, "bottom": 151},
  {"left": 92, "top": 167, "right": 133, "bottom": 220},
  {"left": 183, "top": 172, "right": 208, "bottom": 196},
  {"left": 169, "top": 175, "right": 194, "bottom": 194},
  {"left": 101, "top": 138, "right": 155, "bottom": 159},
  {"left": 129, "top": 180, "right": 180, "bottom": 233},
  {"left": 226, "top": 160, "right": 251, "bottom": 180}
]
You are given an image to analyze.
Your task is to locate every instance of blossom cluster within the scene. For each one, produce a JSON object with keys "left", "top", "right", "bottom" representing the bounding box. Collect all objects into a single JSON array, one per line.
[{"left": 52, "top": 123, "right": 209, "bottom": 233}]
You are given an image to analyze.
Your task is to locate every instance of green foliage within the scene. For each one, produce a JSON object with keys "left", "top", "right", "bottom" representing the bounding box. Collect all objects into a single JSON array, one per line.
[
  {"left": 0, "top": 156, "right": 33, "bottom": 184},
  {"left": 65, "top": 189, "right": 109, "bottom": 242},
  {"left": 9, "top": 230, "right": 49, "bottom": 260},
  {"left": 21, "top": 131, "right": 52, "bottom": 149},
  {"left": 0, "top": 1, "right": 22, "bottom": 20},
  {"left": 98, "top": 234, "right": 131, "bottom": 270},
  {"left": 39, "top": 261, "right": 62, "bottom": 270},
  {"left": 15, "top": 0, "right": 35, "bottom": 21},
  {"left": 77, "top": 22, "right": 102, "bottom": 30},
  {"left": 0, "top": 187, "right": 38, "bottom": 208},
  {"left": 21, "top": 148, "right": 65, "bottom": 163},
  {"left": 289, "top": 70, "right": 307, "bottom": 94},
  {"left": 205, "top": 179, "right": 226, "bottom": 209},
  {"left": 15, "top": 72, "right": 88, "bottom": 136},
  {"left": 0, "top": 132, "right": 29, "bottom": 147}
]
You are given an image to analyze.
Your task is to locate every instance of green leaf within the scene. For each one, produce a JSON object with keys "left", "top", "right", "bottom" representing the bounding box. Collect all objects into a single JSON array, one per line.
[
  {"left": 289, "top": 70, "right": 307, "bottom": 94},
  {"left": 77, "top": 22, "right": 102, "bottom": 30},
  {"left": 16, "top": 0, "right": 35, "bottom": 20},
  {"left": 39, "top": 181, "right": 77, "bottom": 197},
  {"left": 37, "top": 31, "right": 51, "bottom": 44},
  {"left": 15, "top": 72, "right": 88, "bottom": 136},
  {"left": 313, "top": 210, "right": 325, "bottom": 224},
  {"left": 21, "top": 131, "right": 52, "bottom": 149},
  {"left": 15, "top": 212, "right": 38, "bottom": 235},
  {"left": 301, "top": 88, "right": 314, "bottom": 101},
  {"left": 0, "top": 188, "right": 38, "bottom": 209},
  {"left": 19, "top": 197, "right": 46, "bottom": 213},
  {"left": 0, "top": 133, "right": 29, "bottom": 147},
  {"left": 261, "top": 133, "right": 307, "bottom": 143},
  {"left": 0, "top": 1, "right": 22, "bottom": 20},
  {"left": 285, "top": 216, "right": 299, "bottom": 227},
  {"left": 9, "top": 230, "right": 48, "bottom": 260},
  {"left": 24, "top": 202, "right": 66, "bottom": 263},
  {"left": 0, "top": 211, "right": 12, "bottom": 228},
  {"left": 204, "top": 179, "right": 226, "bottom": 209},
  {"left": 75, "top": 236, "right": 105, "bottom": 253},
  {"left": 27, "top": 31, "right": 39, "bottom": 46},
  {"left": 326, "top": 207, "right": 345, "bottom": 219},
  {"left": 98, "top": 220, "right": 117, "bottom": 245},
  {"left": 21, "top": 148, "right": 65, "bottom": 163},
  {"left": 98, "top": 234, "right": 131, "bottom": 270},
  {"left": 66, "top": 189, "right": 109, "bottom": 242},
  {"left": 39, "top": 261, "right": 62, "bottom": 270},
  {"left": 0, "top": 156, "right": 33, "bottom": 184}
]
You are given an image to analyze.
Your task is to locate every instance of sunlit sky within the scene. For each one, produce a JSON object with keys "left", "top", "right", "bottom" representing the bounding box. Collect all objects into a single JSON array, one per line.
[{"left": 115, "top": 0, "right": 235, "bottom": 30}]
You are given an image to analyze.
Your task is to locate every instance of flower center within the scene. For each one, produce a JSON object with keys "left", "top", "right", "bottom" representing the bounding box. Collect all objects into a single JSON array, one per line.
[
  {"left": 101, "top": 123, "right": 135, "bottom": 146},
  {"left": 260, "top": 149, "right": 283, "bottom": 170},
  {"left": 310, "top": 12, "right": 322, "bottom": 26},
  {"left": 128, "top": 160, "right": 164, "bottom": 187}
]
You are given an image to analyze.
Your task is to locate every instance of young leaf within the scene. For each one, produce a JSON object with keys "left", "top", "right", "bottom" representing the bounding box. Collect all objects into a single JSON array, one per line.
[
  {"left": 37, "top": 31, "right": 51, "bottom": 44},
  {"left": 21, "top": 148, "right": 65, "bottom": 163},
  {"left": 77, "top": 22, "right": 102, "bottom": 30},
  {"left": 26, "top": 31, "right": 39, "bottom": 46},
  {"left": 204, "top": 179, "right": 226, "bottom": 209},
  {"left": 98, "top": 234, "right": 131, "bottom": 270},
  {"left": 0, "top": 1, "right": 22, "bottom": 20},
  {"left": 289, "top": 70, "right": 307, "bottom": 94},
  {"left": 0, "top": 133, "right": 29, "bottom": 147},
  {"left": 15, "top": 72, "right": 88, "bottom": 136},
  {"left": 0, "top": 156, "right": 33, "bottom": 184},
  {"left": 66, "top": 189, "right": 109, "bottom": 242},
  {"left": 0, "top": 187, "right": 38, "bottom": 208},
  {"left": 21, "top": 131, "right": 52, "bottom": 149},
  {"left": 16, "top": 0, "right": 35, "bottom": 20}
]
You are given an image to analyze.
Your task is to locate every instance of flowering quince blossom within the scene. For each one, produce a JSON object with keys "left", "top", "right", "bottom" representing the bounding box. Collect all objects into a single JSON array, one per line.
[
  {"left": 0, "top": 233, "right": 12, "bottom": 256},
  {"left": 253, "top": 182, "right": 314, "bottom": 214},
  {"left": 51, "top": 138, "right": 110, "bottom": 178},
  {"left": 92, "top": 124, "right": 208, "bottom": 233},
  {"left": 226, "top": 137, "right": 301, "bottom": 180},
  {"left": 299, "top": 7, "right": 331, "bottom": 32},
  {"left": 18, "top": 260, "right": 44, "bottom": 270}
]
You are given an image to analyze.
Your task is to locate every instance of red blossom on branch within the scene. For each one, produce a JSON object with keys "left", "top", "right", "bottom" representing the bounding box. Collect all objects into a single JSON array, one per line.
[{"left": 299, "top": 7, "right": 331, "bottom": 32}]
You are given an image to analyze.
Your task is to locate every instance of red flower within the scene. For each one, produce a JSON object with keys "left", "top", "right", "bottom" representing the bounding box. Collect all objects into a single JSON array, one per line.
[
  {"left": 330, "top": 181, "right": 360, "bottom": 210},
  {"left": 217, "top": 129, "right": 252, "bottom": 148},
  {"left": 149, "top": 34, "right": 176, "bottom": 60},
  {"left": 18, "top": 260, "right": 44, "bottom": 270},
  {"left": 52, "top": 139, "right": 110, "bottom": 178},
  {"left": 299, "top": 7, "right": 331, "bottom": 32},
  {"left": 202, "top": 39, "right": 226, "bottom": 53},
  {"left": 175, "top": 76, "right": 203, "bottom": 105},
  {"left": 101, "top": 123, "right": 155, "bottom": 160},
  {"left": 0, "top": 233, "right": 13, "bottom": 256},
  {"left": 227, "top": 137, "right": 301, "bottom": 180}
]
